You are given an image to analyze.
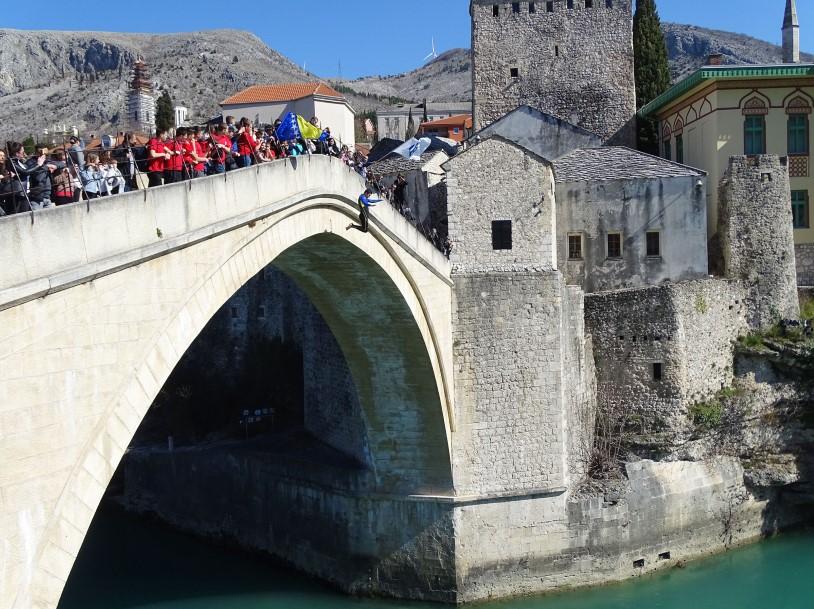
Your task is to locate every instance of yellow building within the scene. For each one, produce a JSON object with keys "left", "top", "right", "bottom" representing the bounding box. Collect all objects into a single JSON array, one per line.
[{"left": 641, "top": 63, "right": 814, "bottom": 247}]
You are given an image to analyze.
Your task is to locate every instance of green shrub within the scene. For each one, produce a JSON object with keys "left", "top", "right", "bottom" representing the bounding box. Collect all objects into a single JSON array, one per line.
[
  {"left": 801, "top": 298, "right": 814, "bottom": 322},
  {"left": 739, "top": 334, "right": 764, "bottom": 348},
  {"left": 689, "top": 400, "right": 723, "bottom": 430}
]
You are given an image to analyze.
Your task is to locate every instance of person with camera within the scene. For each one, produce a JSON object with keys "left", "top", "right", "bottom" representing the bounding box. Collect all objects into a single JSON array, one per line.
[{"left": 79, "top": 153, "right": 106, "bottom": 199}]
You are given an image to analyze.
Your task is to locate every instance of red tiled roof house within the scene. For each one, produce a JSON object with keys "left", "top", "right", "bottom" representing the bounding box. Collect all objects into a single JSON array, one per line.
[
  {"left": 418, "top": 114, "right": 473, "bottom": 142},
  {"left": 220, "top": 82, "right": 356, "bottom": 147}
]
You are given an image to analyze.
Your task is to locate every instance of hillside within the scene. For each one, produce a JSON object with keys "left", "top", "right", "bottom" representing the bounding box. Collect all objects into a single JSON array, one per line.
[
  {"left": 1, "top": 22, "right": 812, "bottom": 141},
  {"left": 340, "top": 22, "right": 814, "bottom": 104},
  {"left": 0, "top": 29, "right": 379, "bottom": 141}
]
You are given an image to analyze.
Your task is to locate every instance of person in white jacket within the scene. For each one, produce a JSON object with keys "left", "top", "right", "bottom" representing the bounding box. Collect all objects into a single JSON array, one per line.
[{"left": 99, "top": 152, "right": 126, "bottom": 195}]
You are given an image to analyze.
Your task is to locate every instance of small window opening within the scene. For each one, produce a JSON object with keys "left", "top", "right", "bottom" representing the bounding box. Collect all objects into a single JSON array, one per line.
[
  {"left": 618, "top": 335, "right": 625, "bottom": 341},
  {"left": 231, "top": 306, "right": 239, "bottom": 319},
  {"left": 568, "top": 234, "right": 583, "bottom": 260},
  {"left": 492, "top": 220, "right": 513, "bottom": 250},
  {"left": 585, "top": 0, "right": 593, "bottom": 7},
  {"left": 493, "top": 4, "right": 500, "bottom": 16},
  {"left": 606, "top": 0, "right": 613, "bottom": 6},
  {"left": 761, "top": 172, "right": 772, "bottom": 182},
  {"left": 607, "top": 232, "right": 622, "bottom": 258},
  {"left": 258, "top": 306, "right": 266, "bottom": 320},
  {"left": 529, "top": 1, "right": 536, "bottom": 13},
  {"left": 659, "top": 551, "right": 671, "bottom": 560},
  {"left": 555, "top": 45, "right": 560, "bottom": 57},
  {"left": 646, "top": 231, "right": 661, "bottom": 257},
  {"left": 512, "top": 2, "right": 520, "bottom": 13},
  {"left": 567, "top": 0, "right": 574, "bottom": 8},
  {"left": 653, "top": 363, "right": 663, "bottom": 381},
  {"left": 633, "top": 559, "right": 646, "bottom": 569},
  {"left": 546, "top": 0, "right": 554, "bottom": 11},
  {"left": 510, "top": 67, "right": 519, "bottom": 78}
]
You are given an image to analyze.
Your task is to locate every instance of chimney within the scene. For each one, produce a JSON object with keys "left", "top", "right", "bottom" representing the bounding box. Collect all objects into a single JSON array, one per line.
[
  {"left": 707, "top": 53, "right": 724, "bottom": 66},
  {"left": 783, "top": 0, "right": 800, "bottom": 64}
]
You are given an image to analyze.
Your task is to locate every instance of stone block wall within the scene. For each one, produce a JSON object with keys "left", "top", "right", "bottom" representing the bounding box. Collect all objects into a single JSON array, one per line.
[
  {"left": 471, "top": 0, "right": 636, "bottom": 143},
  {"left": 584, "top": 280, "right": 748, "bottom": 433},
  {"left": 797, "top": 244, "right": 814, "bottom": 286},
  {"left": 718, "top": 155, "right": 800, "bottom": 328},
  {"left": 451, "top": 271, "right": 568, "bottom": 495},
  {"left": 446, "top": 136, "right": 556, "bottom": 271}
]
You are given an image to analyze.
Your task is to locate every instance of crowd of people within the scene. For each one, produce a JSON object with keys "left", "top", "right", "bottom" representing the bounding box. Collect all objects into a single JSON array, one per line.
[{"left": 0, "top": 114, "right": 449, "bottom": 256}]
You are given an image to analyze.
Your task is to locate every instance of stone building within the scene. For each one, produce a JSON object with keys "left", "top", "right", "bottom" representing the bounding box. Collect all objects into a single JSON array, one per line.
[
  {"left": 554, "top": 146, "right": 709, "bottom": 292},
  {"left": 377, "top": 102, "right": 471, "bottom": 141},
  {"left": 640, "top": 0, "right": 814, "bottom": 285},
  {"left": 126, "top": 60, "right": 155, "bottom": 135},
  {"left": 470, "top": 0, "right": 636, "bottom": 144}
]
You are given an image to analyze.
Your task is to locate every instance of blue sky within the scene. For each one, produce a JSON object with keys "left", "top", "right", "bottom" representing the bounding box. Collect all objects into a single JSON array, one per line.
[{"left": 3, "top": 1, "right": 811, "bottom": 79}]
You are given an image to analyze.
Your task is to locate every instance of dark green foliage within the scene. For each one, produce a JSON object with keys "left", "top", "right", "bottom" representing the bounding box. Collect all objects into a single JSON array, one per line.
[
  {"left": 406, "top": 106, "right": 416, "bottom": 140},
  {"left": 21, "top": 136, "right": 36, "bottom": 155},
  {"left": 155, "top": 90, "right": 175, "bottom": 134},
  {"left": 634, "top": 0, "right": 671, "bottom": 155}
]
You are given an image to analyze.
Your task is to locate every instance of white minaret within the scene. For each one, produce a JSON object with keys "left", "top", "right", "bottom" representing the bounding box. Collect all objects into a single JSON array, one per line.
[{"left": 783, "top": 0, "right": 800, "bottom": 64}]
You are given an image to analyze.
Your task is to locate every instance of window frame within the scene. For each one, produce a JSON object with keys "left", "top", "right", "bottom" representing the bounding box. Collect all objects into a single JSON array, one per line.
[
  {"left": 675, "top": 133, "right": 684, "bottom": 164},
  {"left": 787, "top": 114, "right": 809, "bottom": 155},
  {"left": 512, "top": 2, "right": 520, "bottom": 13},
  {"left": 567, "top": 233, "right": 583, "bottom": 261},
  {"left": 510, "top": 67, "right": 519, "bottom": 79},
  {"left": 492, "top": 220, "right": 513, "bottom": 250},
  {"left": 606, "top": 232, "right": 623, "bottom": 259},
  {"left": 792, "top": 190, "right": 810, "bottom": 229},
  {"left": 646, "top": 231, "right": 661, "bottom": 258},
  {"left": 652, "top": 362, "right": 663, "bottom": 382},
  {"left": 744, "top": 115, "right": 766, "bottom": 156}
]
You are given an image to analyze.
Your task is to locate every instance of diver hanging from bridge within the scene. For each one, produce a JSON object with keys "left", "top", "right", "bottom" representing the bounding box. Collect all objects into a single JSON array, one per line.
[{"left": 347, "top": 188, "right": 382, "bottom": 233}]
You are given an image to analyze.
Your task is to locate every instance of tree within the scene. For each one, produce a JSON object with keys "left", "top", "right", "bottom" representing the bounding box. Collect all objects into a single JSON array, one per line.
[
  {"left": 406, "top": 106, "right": 416, "bottom": 140},
  {"left": 155, "top": 90, "right": 175, "bottom": 134},
  {"left": 634, "top": 0, "right": 671, "bottom": 155}
]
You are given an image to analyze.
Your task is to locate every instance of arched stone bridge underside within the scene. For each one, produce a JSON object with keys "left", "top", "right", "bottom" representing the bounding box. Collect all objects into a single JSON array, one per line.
[{"left": 0, "top": 157, "right": 454, "bottom": 609}]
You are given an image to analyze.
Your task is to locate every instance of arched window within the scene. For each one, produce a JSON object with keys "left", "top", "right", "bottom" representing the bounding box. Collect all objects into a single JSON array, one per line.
[
  {"left": 742, "top": 98, "right": 768, "bottom": 155},
  {"left": 786, "top": 97, "right": 811, "bottom": 156},
  {"left": 673, "top": 118, "right": 684, "bottom": 164},
  {"left": 662, "top": 123, "right": 672, "bottom": 160}
]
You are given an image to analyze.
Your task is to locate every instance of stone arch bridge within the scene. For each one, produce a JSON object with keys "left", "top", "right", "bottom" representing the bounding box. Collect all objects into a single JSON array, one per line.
[{"left": 0, "top": 156, "right": 458, "bottom": 609}]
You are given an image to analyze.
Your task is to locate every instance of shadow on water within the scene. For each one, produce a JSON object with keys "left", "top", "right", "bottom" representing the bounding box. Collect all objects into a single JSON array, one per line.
[{"left": 59, "top": 504, "right": 814, "bottom": 609}]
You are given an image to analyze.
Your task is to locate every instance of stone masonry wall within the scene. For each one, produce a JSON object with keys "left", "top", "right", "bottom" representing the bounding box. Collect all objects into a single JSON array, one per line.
[
  {"left": 719, "top": 155, "right": 800, "bottom": 328},
  {"left": 797, "top": 243, "right": 814, "bottom": 286},
  {"left": 446, "top": 136, "right": 556, "bottom": 271},
  {"left": 585, "top": 280, "right": 748, "bottom": 434},
  {"left": 451, "top": 271, "right": 568, "bottom": 495},
  {"left": 471, "top": 0, "right": 636, "bottom": 143}
]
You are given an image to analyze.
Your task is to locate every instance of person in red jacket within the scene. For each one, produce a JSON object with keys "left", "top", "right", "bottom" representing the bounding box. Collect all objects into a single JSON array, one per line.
[
  {"left": 209, "top": 125, "right": 234, "bottom": 174},
  {"left": 164, "top": 129, "right": 186, "bottom": 184},
  {"left": 236, "top": 118, "right": 257, "bottom": 167},
  {"left": 147, "top": 131, "right": 171, "bottom": 187},
  {"left": 191, "top": 130, "right": 208, "bottom": 178}
]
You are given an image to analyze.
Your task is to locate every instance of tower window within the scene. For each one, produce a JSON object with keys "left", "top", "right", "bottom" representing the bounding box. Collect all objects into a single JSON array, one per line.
[
  {"left": 510, "top": 67, "right": 519, "bottom": 78},
  {"left": 258, "top": 306, "right": 266, "bottom": 320},
  {"left": 529, "top": 2, "right": 536, "bottom": 13},
  {"left": 567, "top": 0, "right": 574, "bottom": 8},
  {"left": 512, "top": 2, "right": 520, "bottom": 13},
  {"left": 568, "top": 234, "right": 583, "bottom": 260},
  {"left": 585, "top": 0, "right": 593, "bottom": 7},
  {"left": 675, "top": 133, "right": 684, "bottom": 164},
  {"left": 652, "top": 363, "right": 663, "bottom": 381},
  {"left": 663, "top": 136, "right": 671, "bottom": 161},
  {"left": 231, "top": 306, "right": 239, "bottom": 319},
  {"left": 546, "top": 1, "right": 554, "bottom": 11},
  {"left": 555, "top": 45, "right": 560, "bottom": 57},
  {"left": 606, "top": 0, "right": 613, "bottom": 6},
  {"left": 492, "top": 220, "right": 513, "bottom": 250},
  {"left": 607, "top": 232, "right": 622, "bottom": 259},
  {"left": 646, "top": 231, "right": 661, "bottom": 257},
  {"left": 493, "top": 5, "right": 500, "bottom": 16}
]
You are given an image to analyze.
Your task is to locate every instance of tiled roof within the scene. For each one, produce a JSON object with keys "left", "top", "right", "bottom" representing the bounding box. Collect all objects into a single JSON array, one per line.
[
  {"left": 221, "top": 82, "right": 344, "bottom": 105},
  {"left": 369, "top": 151, "right": 445, "bottom": 175},
  {"left": 420, "top": 114, "right": 472, "bottom": 128},
  {"left": 553, "top": 147, "right": 705, "bottom": 183}
]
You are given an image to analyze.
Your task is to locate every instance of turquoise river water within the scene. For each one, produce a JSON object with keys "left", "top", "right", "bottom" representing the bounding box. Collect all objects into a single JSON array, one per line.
[{"left": 58, "top": 505, "right": 813, "bottom": 609}]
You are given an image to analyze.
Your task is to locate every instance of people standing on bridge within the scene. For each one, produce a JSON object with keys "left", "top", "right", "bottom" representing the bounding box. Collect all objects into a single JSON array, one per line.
[
  {"left": 347, "top": 188, "right": 383, "bottom": 233},
  {"left": 236, "top": 118, "right": 258, "bottom": 167},
  {"left": 164, "top": 130, "right": 185, "bottom": 184},
  {"left": 79, "top": 153, "right": 106, "bottom": 199},
  {"left": 209, "top": 125, "right": 234, "bottom": 173}
]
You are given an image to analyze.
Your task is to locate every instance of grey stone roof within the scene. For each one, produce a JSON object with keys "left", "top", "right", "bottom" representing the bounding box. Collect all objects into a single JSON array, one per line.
[
  {"left": 553, "top": 147, "right": 705, "bottom": 183},
  {"left": 369, "top": 151, "right": 445, "bottom": 175}
]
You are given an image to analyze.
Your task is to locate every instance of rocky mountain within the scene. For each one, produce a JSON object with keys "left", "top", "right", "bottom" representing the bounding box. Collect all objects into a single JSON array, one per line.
[
  {"left": 1, "top": 22, "right": 812, "bottom": 141},
  {"left": 0, "top": 29, "right": 379, "bottom": 141},
  {"left": 339, "top": 23, "right": 814, "bottom": 104}
]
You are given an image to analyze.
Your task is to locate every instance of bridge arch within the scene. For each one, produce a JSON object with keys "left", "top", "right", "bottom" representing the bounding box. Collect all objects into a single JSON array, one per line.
[{"left": 0, "top": 159, "right": 454, "bottom": 609}]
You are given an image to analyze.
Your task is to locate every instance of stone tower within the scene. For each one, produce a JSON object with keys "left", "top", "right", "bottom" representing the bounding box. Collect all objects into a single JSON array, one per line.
[
  {"left": 783, "top": 0, "right": 800, "bottom": 64},
  {"left": 127, "top": 59, "right": 156, "bottom": 135},
  {"left": 470, "top": 0, "right": 636, "bottom": 143}
]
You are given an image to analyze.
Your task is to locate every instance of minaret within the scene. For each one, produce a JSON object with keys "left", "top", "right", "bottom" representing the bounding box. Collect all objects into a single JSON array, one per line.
[
  {"left": 127, "top": 59, "right": 156, "bottom": 135},
  {"left": 783, "top": 0, "right": 800, "bottom": 64}
]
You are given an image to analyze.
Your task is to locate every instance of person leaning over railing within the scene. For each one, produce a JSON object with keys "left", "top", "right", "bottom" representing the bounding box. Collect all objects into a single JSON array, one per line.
[{"left": 79, "top": 153, "right": 106, "bottom": 199}]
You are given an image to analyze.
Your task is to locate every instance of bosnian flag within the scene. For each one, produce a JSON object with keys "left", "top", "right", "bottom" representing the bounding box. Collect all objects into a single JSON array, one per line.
[
  {"left": 390, "top": 137, "right": 432, "bottom": 161},
  {"left": 275, "top": 112, "right": 323, "bottom": 141}
]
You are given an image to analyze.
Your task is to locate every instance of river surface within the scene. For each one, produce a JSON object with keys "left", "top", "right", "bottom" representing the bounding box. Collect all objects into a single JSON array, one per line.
[{"left": 58, "top": 505, "right": 813, "bottom": 609}]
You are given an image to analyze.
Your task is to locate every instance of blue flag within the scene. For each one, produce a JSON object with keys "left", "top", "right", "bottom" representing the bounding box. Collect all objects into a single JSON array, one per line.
[{"left": 275, "top": 112, "right": 300, "bottom": 142}]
